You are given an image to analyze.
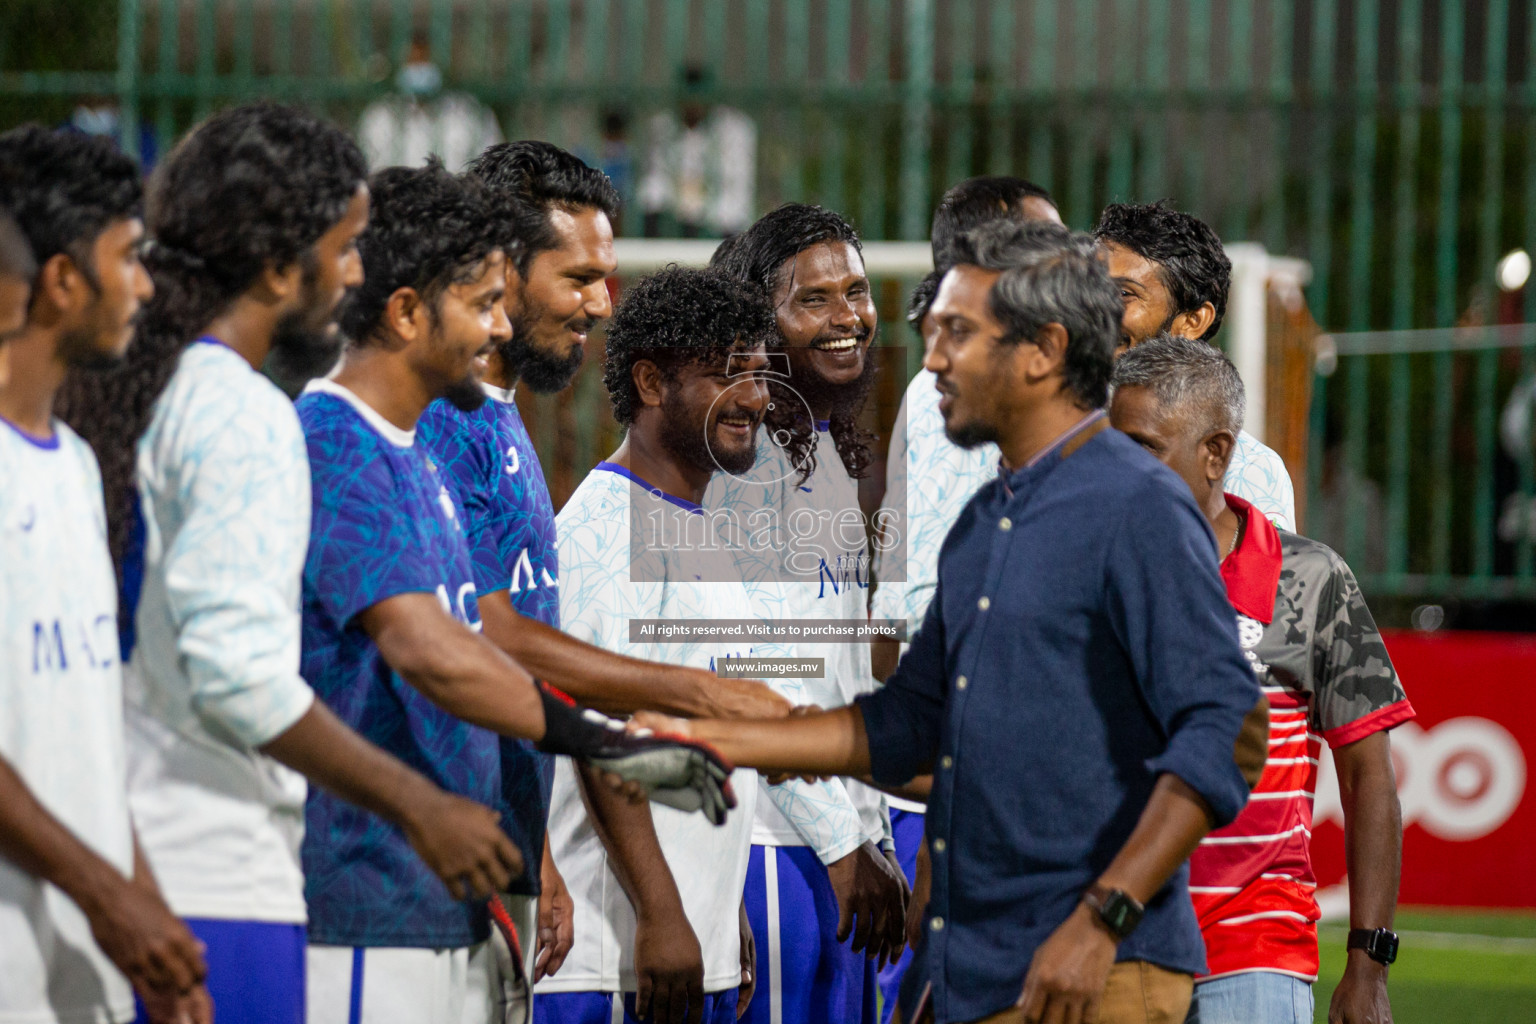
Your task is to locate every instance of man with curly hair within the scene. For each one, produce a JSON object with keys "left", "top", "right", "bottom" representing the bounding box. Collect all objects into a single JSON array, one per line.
[
  {"left": 709, "top": 203, "right": 906, "bottom": 1024},
  {"left": 416, "top": 144, "right": 789, "bottom": 998},
  {"left": 535, "top": 266, "right": 779, "bottom": 1024},
  {"left": 1093, "top": 200, "right": 1296, "bottom": 532},
  {"left": 0, "top": 124, "right": 206, "bottom": 1024},
  {"left": 52, "top": 106, "right": 528, "bottom": 1024}
]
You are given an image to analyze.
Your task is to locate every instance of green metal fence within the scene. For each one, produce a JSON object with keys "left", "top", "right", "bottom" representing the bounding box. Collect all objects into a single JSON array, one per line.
[{"left": 4, "top": 0, "right": 1536, "bottom": 607}]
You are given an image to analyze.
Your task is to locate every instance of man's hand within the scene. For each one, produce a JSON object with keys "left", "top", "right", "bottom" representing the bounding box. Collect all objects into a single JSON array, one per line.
[
  {"left": 699, "top": 674, "right": 793, "bottom": 721},
  {"left": 137, "top": 981, "right": 214, "bottom": 1024},
  {"left": 905, "top": 837, "right": 931, "bottom": 951},
  {"left": 1016, "top": 902, "right": 1117, "bottom": 1024},
  {"left": 828, "top": 841, "right": 907, "bottom": 964},
  {"left": 737, "top": 900, "right": 756, "bottom": 1018},
  {"left": 881, "top": 848, "right": 911, "bottom": 969},
  {"left": 1329, "top": 955, "right": 1392, "bottom": 1024},
  {"left": 634, "top": 905, "right": 705, "bottom": 1024},
  {"left": 78, "top": 875, "right": 208, "bottom": 1003},
  {"left": 536, "top": 844, "right": 575, "bottom": 982},
  {"left": 399, "top": 791, "right": 523, "bottom": 901}
]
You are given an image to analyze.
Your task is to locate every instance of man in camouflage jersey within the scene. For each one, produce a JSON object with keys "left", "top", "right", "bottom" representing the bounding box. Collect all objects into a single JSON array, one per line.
[{"left": 1109, "top": 334, "right": 1414, "bottom": 1024}]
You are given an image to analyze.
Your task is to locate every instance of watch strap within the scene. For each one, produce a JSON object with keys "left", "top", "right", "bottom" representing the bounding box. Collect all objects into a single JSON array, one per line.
[{"left": 1347, "top": 927, "right": 1399, "bottom": 965}]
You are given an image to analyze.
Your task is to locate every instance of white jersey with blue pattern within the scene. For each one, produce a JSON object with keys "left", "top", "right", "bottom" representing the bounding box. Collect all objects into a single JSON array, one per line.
[
  {"left": 0, "top": 418, "right": 134, "bottom": 1024},
  {"left": 128, "top": 339, "right": 316, "bottom": 924},
  {"left": 706, "top": 428, "right": 890, "bottom": 856},
  {"left": 541, "top": 462, "right": 760, "bottom": 995}
]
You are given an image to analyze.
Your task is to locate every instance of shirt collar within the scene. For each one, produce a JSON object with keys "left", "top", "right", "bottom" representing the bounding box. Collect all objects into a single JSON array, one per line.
[
  {"left": 998, "top": 409, "right": 1108, "bottom": 497},
  {"left": 594, "top": 460, "right": 704, "bottom": 515},
  {"left": 303, "top": 378, "right": 416, "bottom": 448},
  {"left": 480, "top": 381, "right": 517, "bottom": 404},
  {"left": 1220, "top": 492, "right": 1284, "bottom": 624}
]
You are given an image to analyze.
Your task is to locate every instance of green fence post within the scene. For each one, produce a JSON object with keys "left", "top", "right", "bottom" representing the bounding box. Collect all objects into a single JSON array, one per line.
[
  {"left": 116, "top": 0, "right": 141, "bottom": 157},
  {"left": 898, "top": 0, "right": 933, "bottom": 241},
  {"left": 1429, "top": 0, "right": 1465, "bottom": 580}
]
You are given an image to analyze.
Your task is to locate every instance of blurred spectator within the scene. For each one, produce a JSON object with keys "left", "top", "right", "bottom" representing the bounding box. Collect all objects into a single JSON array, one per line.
[
  {"left": 357, "top": 33, "right": 501, "bottom": 171},
  {"left": 65, "top": 97, "right": 159, "bottom": 169},
  {"left": 639, "top": 66, "right": 755, "bottom": 237}
]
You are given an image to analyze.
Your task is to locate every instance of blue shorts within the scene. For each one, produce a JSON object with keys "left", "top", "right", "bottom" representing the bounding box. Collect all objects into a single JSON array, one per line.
[
  {"left": 535, "top": 989, "right": 739, "bottom": 1024},
  {"left": 877, "top": 809, "right": 924, "bottom": 1024},
  {"left": 741, "top": 844, "right": 875, "bottom": 1024},
  {"left": 1187, "top": 972, "right": 1314, "bottom": 1024},
  {"left": 133, "top": 918, "right": 305, "bottom": 1024}
]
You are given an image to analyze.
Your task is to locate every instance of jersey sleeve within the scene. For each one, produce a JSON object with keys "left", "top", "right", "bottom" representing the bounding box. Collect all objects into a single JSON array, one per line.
[
  {"left": 1310, "top": 551, "right": 1415, "bottom": 747},
  {"left": 304, "top": 433, "right": 450, "bottom": 628},
  {"left": 163, "top": 395, "right": 314, "bottom": 747}
]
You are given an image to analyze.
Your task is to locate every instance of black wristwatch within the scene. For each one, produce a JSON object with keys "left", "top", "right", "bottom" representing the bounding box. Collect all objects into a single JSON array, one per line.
[
  {"left": 1347, "top": 927, "right": 1400, "bottom": 965},
  {"left": 1082, "top": 883, "right": 1145, "bottom": 941}
]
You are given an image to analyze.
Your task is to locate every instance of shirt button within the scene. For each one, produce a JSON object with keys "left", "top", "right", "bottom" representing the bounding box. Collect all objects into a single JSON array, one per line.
[
  {"left": 956, "top": 675, "right": 968, "bottom": 690},
  {"left": 931, "top": 917, "right": 945, "bottom": 931},
  {"left": 999, "top": 517, "right": 1012, "bottom": 531},
  {"left": 977, "top": 596, "right": 991, "bottom": 611},
  {"left": 940, "top": 755, "right": 953, "bottom": 770},
  {"left": 932, "top": 838, "right": 947, "bottom": 853}
]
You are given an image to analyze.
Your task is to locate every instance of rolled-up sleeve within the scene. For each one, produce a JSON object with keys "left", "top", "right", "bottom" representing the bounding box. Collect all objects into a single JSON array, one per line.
[
  {"left": 165, "top": 394, "right": 315, "bottom": 748},
  {"left": 1104, "top": 478, "right": 1258, "bottom": 826},
  {"left": 857, "top": 581, "right": 949, "bottom": 787}
]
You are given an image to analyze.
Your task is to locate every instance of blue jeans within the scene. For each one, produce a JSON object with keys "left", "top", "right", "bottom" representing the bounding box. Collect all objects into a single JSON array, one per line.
[{"left": 1187, "top": 972, "right": 1314, "bottom": 1024}]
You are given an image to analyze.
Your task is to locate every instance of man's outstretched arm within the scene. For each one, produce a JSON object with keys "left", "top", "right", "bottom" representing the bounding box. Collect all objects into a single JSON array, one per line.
[
  {"left": 639, "top": 703, "right": 874, "bottom": 779},
  {"left": 478, "top": 589, "right": 789, "bottom": 720}
]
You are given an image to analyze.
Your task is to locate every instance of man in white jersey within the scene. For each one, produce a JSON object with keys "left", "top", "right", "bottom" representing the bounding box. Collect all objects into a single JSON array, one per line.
[
  {"left": 709, "top": 204, "right": 905, "bottom": 1024},
  {"left": 536, "top": 266, "right": 776, "bottom": 1024},
  {"left": 1094, "top": 200, "right": 1295, "bottom": 529},
  {"left": 55, "top": 105, "right": 526, "bottom": 1024},
  {"left": 0, "top": 125, "right": 206, "bottom": 1024}
]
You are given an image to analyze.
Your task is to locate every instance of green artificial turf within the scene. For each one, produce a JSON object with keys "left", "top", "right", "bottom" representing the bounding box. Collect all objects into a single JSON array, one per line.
[{"left": 1314, "top": 908, "right": 1536, "bottom": 1023}]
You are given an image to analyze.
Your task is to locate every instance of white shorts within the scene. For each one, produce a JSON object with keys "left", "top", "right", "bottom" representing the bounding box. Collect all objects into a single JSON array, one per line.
[{"left": 308, "top": 896, "right": 537, "bottom": 1024}]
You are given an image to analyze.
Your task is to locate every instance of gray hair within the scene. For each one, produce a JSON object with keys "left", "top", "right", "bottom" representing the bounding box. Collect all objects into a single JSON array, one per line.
[
  {"left": 1111, "top": 332, "right": 1246, "bottom": 436},
  {"left": 948, "top": 220, "right": 1120, "bottom": 409}
]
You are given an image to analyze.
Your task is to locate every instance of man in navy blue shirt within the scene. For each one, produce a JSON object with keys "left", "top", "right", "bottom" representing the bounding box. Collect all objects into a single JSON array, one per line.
[{"left": 637, "top": 220, "right": 1267, "bottom": 1024}]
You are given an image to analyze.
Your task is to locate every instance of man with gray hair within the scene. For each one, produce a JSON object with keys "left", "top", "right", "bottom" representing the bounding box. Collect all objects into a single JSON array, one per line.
[
  {"left": 632, "top": 221, "right": 1269, "bottom": 1024},
  {"left": 1109, "top": 335, "right": 1412, "bottom": 1024}
]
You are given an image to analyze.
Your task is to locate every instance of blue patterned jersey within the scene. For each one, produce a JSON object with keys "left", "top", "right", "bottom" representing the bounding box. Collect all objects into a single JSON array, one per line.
[
  {"left": 296, "top": 380, "right": 499, "bottom": 948},
  {"left": 416, "top": 383, "right": 553, "bottom": 899}
]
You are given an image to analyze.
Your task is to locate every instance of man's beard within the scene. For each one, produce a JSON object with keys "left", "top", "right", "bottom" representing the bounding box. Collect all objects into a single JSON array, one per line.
[
  {"left": 944, "top": 418, "right": 1000, "bottom": 450},
  {"left": 443, "top": 373, "right": 488, "bottom": 413},
  {"left": 266, "top": 306, "right": 344, "bottom": 397},
  {"left": 58, "top": 324, "right": 125, "bottom": 372},
  {"left": 657, "top": 397, "right": 757, "bottom": 477},
  {"left": 501, "top": 301, "right": 592, "bottom": 393},
  {"left": 788, "top": 326, "right": 878, "bottom": 420}
]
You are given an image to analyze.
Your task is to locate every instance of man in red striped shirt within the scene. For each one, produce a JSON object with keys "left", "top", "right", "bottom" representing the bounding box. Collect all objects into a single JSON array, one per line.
[{"left": 1109, "top": 334, "right": 1413, "bottom": 1024}]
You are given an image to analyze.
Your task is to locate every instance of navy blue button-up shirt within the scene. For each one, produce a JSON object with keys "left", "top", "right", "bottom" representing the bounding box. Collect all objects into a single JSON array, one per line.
[{"left": 858, "top": 427, "right": 1258, "bottom": 1024}]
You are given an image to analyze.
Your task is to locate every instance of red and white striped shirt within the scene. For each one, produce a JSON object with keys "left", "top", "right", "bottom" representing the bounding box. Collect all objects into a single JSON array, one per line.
[{"left": 1190, "top": 495, "right": 1414, "bottom": 981}]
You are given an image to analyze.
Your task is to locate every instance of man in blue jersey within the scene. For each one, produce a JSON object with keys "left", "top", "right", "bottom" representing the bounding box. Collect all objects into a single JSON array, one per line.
[
  {"left": 709, "top": 203, "right": 906, "bottom": 1024},
  {"left": 418, "top": 142, "right": 790, "bottom": 995},
  {"left": 299, "top": 163, "right": 736, "bottom": 1024},
  {"left": 53, "top": 105, "right": 549, "bottom": 1024},
  {"left": 0, "top": 124, "right": 207, "bottom": 1024}
]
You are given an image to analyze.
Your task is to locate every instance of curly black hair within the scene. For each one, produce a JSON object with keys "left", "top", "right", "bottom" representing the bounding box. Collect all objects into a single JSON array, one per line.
[
  {"left": 56, "top": 103, "right": 366, "bottom": 589},
  {"left": 340, "top": 162, "right": 512, "bottom": 344},
  {"left": 0, "top": 123, "right": 142, "bottom": 284},
  {"left": 709, "top": 202, "right": 875, "bottom": 481},
  {"left": 930, "top": 176, "right": 1055, "bottom": 273},
  {"left": 601, "top": 264, "right": 775, "bottom": 426},
  {"left": 1092, "top": 200, "right": 1230, "bottom": 340},
  {"left": 907, "top": 270, "right": 942, "bottom": 328},
  {"left": 464, "top": 141, "right": 620, "bottom": 277}
]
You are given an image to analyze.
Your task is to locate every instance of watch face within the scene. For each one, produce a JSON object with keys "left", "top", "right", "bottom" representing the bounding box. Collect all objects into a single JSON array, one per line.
[{"left": 1374, "top": 931, "right": 1400, "bottom": 963}]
